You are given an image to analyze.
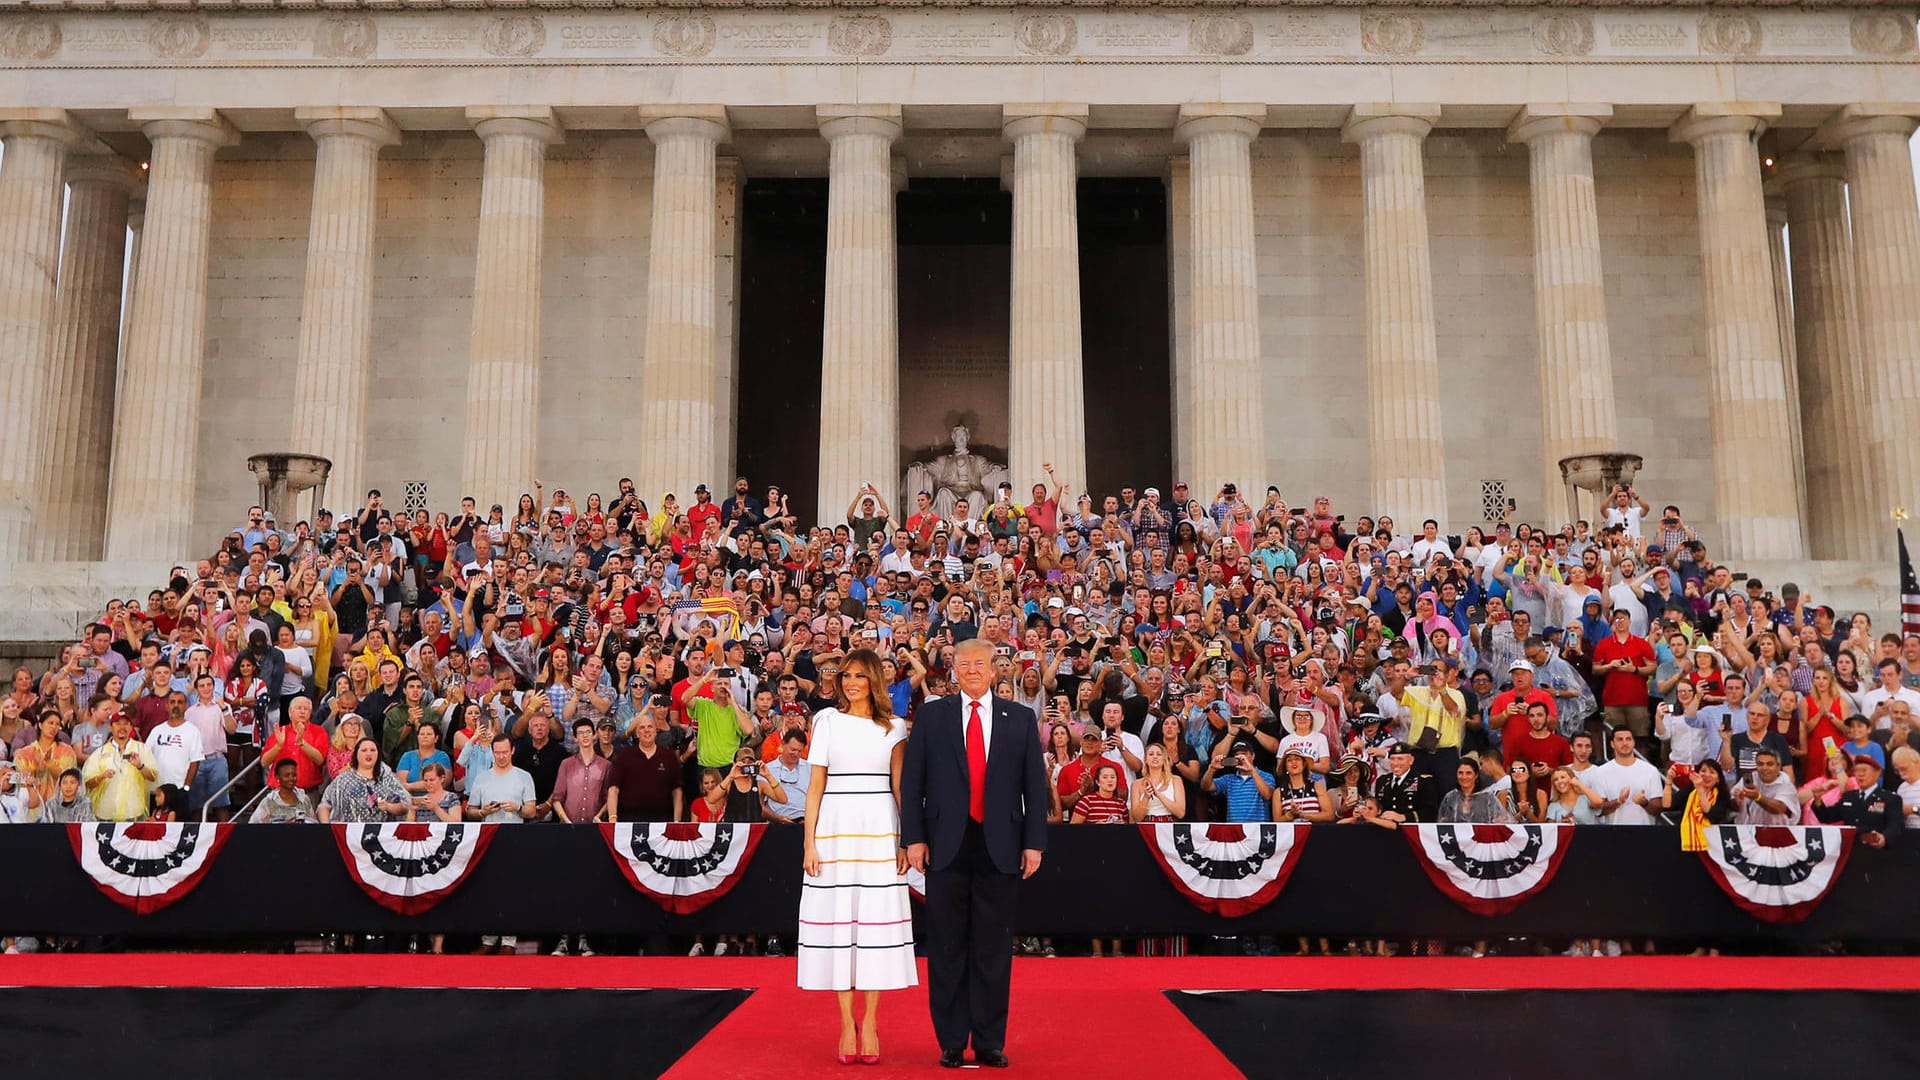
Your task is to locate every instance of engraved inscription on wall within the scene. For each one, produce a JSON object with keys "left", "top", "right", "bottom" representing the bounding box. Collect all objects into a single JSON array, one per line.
[{"left": 0, "top": 7, "right": 1912, "bottom": 68}]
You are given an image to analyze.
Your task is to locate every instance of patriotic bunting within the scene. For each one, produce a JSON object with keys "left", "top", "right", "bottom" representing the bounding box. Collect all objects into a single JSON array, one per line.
[
  {"left": 1139, "top": 822, "right": 1307, "bottom": 917},
  {"left": 1405, "top": 823, "right": 1572, "bottom": 916},
  {"left": 334, "top": 822, "right": 496, "bottom": 915},
  {"left": 67, "top": 822, "right": 230, "bottom": 914},
  {"left": 1697, "top": 825, "right": 1854, "bottom": 924},
  {"left": 600, "top": 822, "right": 765, "bottom": 914}
]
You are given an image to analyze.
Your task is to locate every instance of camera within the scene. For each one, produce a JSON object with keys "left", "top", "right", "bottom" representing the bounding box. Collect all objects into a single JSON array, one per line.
[
  {"left": 716, "top": 667, "right": 737, "bottom": 679},
  {"left": 741, "top": 762, "right": 759, "bottom": 779}
]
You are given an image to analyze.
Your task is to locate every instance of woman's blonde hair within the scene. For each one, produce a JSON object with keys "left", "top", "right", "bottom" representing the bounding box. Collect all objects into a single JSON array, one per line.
[
  {"left": 331, "top": 714, "right": 363, "bottom": 750},
  {"left": 836, "top": 647, "right": 896, "bottom": 732}
]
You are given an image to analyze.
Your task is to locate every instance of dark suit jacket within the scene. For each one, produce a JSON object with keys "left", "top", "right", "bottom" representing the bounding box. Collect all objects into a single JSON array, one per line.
[
  {"left": 1811, "top": 783, "right": 1905, "bottom": 838},
  {"left": 900, "top": 693, "right": 1050, "bottom": 874}
]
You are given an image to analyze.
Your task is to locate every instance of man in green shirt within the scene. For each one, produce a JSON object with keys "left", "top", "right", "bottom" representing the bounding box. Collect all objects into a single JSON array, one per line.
[{"left": 686, "top": 667, "right": 757, "bottom": 769}]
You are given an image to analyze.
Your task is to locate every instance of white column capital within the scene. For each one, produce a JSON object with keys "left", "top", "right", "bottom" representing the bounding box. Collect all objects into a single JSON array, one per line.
[
  {"left": 639, "top": 106, "right": 729, "bottom": 145},
  {"left": 1817, "top": 103, "right": 1920, "bottom": 146},
  {"left": 1342, "top": 103, "right": 1442, "bottom": 143},
  {"left": 128, "top": 107, "right": 238, "bottom": 148},
  {"left": 466, "top": 106, "right": 563, "bottom": 146},
  {"left": 1773, "top": 152, "right": 1848, "bottom": 190},
  {"left": 1670, "top": 103, "right": 1780, "bottom": 145},
  {"left": 296, "top": 106, "right": 401, "bottom": 148},
  {"left": 1004, "top": 103, "right": 1089, "bottom": 142},
  {"left": 1175, "top": 104, "right": 1264, "bottom": 144},
  {"left": 62, "top": 154, "right": 144, "bottom": 195},
  {"left": 818, "top": 104, "right": 903, "bottom": 143},
  {"left": 1507, "top": 104, "right": 1611, "bottom": 144},
  {"left": 0, "top": 108, "right": 85, "bottom": 146}
]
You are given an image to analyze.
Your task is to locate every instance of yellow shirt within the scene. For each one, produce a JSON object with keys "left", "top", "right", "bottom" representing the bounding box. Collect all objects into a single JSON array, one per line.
[
  {"left": 79, "top": 737, "right": 154, "bottom": 821},
  {"left": 1403, "top": 685, "right": 1468, "bottom": 750},
  {"left": 13, "top": 740, "right": 77, "bottom": 804}
]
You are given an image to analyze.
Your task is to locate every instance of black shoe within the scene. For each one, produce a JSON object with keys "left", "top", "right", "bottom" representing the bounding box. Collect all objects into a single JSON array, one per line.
[
  {"left": 976, "top": 1050, "right": 1010, "bottom": 1068},
  {"left": 939, "top": 1050, "right": 966, "bottom": 1069}
]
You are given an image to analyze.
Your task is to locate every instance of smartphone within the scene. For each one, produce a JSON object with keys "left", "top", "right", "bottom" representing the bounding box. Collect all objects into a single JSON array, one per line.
[{"left": 716, "top": 667, "right": 737, "bottom": 679}]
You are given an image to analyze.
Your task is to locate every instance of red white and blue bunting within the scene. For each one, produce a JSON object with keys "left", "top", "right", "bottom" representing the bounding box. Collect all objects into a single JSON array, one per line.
[
  {"left": 67, "top": 822, "right": 231, "bottom": 915},
  {"left": 1405, "top": 823, "right": 1572, "bottom": 916},
  {"left": 333, "top": 823, "right": 496, "bottom": 915},
  {"left": 600, "top": 822, "right": 765, "bottom": 914},
  {"left": 1139, "top": 823, "right": 1308, "bottom": 917},
  {"left": 1697, "top": 825, "right": 1854, "bottom": 924}
]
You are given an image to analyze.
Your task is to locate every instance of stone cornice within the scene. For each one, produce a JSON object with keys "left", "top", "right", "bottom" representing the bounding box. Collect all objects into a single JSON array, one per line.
[{"left": 8, "top": 0, "right": 1917, "bottom": 8}]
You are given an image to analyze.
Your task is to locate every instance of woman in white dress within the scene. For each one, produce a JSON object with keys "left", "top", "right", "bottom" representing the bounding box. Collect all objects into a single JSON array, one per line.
[{"left": 800, "top": 647, "right": 916, "bottom": 1065}]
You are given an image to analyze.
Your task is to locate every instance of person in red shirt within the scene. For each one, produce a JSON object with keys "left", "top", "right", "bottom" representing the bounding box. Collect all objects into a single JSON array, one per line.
[
  {"left": 1023, "top": 466, "right": 1064, "bottom": 538},
  {"left": 1592, "top": 609, "right": 1658, "bottom": 754},
  {"left": 1054, "top": 728, "right": 1110, "bottom": 817},
  {"left": 686, "top": 484, "right": 722, "bottom": 539},
  {"left": 670, "top": 649, "right": 720, "bottom": 730},
  {"left": 1488, "top": 659, "right": 1557, "bottom": 738},
  {"left": 261, "top": 695, "right": 329, "bottom": 791},
  {"left": 131, "top": 665, "right": 174, "bottom": 739},
  {"left": 1503, "top": 701, "right": 1573, "bottom": 777}
]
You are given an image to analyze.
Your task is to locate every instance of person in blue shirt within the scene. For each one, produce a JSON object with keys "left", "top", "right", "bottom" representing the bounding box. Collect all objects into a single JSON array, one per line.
[
  {"left": 1841, "top": 714, "right": 1887, "bottom": 770},
  {"left": 1201, "top": 739, "right": 1275, "bottom": 822},
  {"left": 395, "top": 722, "right": 453, "bottom": 794}
]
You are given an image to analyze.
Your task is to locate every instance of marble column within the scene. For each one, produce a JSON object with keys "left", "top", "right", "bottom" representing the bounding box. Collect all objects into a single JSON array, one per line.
[
  {"left": 815, "top": 104, "right": 901, "bottom": 518},
  {"left": 1670, "top": 105, "right": 1805, "bottom": 560},
  {"left": 1005, "top": 104, "right": 1088, "bottom": 498},
  {"left": 1175, "top": 104, "right": 1268, "bottom": 499},
  {"left": 637, "top": 107, "right": 728, "bottom": 503},
  {"left": 1779, "top": 154, "right": 1880, "bottom": 560},
  {"left": 1344, "top": 104, "right": 1447, "bottom": 526},
  {"left": 289, "top": 107, "right": 399, "bottom": 514},
  {"left": 1823, "top": 105, "right": 1920, "bottom": 524},
  {"left": 1509, "top": 106, "right": 1621, "bottom": 514},
  {"left": 1765, "top": 193, "right": 1810, "bottom": 556},
  {"left": 459, "top": 106, "right": 561, "bottom": 511},
  {"left": 0, "top": 109, "right": 81, "bottom": 562},
  {"left": 105, "top": 108, "right": 237, "bottom": 564},
  {"left": 39, "top": 156, "right": 140, "bottom": 562}
]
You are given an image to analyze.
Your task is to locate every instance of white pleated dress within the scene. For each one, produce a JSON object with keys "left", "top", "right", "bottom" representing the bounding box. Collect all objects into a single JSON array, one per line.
[{"left": 796, "top": 708, "right": 919, "bottom": 991}]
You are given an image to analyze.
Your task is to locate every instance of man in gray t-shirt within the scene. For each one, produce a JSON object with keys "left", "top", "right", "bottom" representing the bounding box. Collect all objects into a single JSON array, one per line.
[
  {"left": 466, "top": 734, "right": 537, "bottom": 824},
  {"left": 1732, "top": 747, "right": 1799, "bottom": 826}
]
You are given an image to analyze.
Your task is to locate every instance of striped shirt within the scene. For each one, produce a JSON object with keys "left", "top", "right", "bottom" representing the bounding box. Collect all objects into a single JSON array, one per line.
[
  {"left": 1212, "top": 769, "right": 1274, "bottom": 823},
  {"left": 1072, "top": 792, "right": 1128, "bottom": 823}
]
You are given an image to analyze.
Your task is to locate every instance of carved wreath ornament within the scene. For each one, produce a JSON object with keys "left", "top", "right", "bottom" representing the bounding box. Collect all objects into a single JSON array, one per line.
[
  {"left": 1190, "top": 15, "right": 1254, "bottom": 57},
  {"left": 828, "top": 14, "right": 892, "bottom": 57},
  {"left": 654, "top": 14, "right": 717, "bottom": 59},
  {"left": 1360, "top": 13, "right": 1424, "bottom": 57}
]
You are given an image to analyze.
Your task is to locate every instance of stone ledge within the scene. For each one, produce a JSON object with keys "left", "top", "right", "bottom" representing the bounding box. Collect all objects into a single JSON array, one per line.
[{"left": 14, "top": 0, "right": 1913, "bottom": 8}]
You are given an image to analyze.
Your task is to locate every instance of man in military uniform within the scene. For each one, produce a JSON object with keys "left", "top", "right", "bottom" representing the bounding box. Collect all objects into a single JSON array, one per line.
[
  {"left": 1810, "top": 755, "right": 1904, "bottom": 848},
  {"left": 1373, "top": 742, "right": 1423, "bottom": 823}
]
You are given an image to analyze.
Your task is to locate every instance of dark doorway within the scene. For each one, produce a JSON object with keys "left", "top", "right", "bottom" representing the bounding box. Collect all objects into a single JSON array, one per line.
[
  {"left": 733, "top": 175, "right": 1171, "bottom": 524},
  {"left": 1078, "top": 178, "right": 1171, "bottom": 500},
  {"left": 733, "top": 179, "right": 827, "bottom": 523},
  {"left": 897, "top": 179, "right": 1014, "bottom": 491}
]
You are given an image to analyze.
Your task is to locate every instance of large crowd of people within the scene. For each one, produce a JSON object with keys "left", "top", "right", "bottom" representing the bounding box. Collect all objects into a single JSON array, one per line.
[{"left": 2, "top": 475, "right": 1913, "bottom": 953}]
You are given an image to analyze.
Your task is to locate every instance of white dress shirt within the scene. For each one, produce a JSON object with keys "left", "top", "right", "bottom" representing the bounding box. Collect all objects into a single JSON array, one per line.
[{"left": 961, "top": 692, "right": 994, "bottom": 765}]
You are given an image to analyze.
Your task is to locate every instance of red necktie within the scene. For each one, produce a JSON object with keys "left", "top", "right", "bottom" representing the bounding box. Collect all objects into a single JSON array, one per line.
[{"left": 967, "top": 700, "right": 987, "bottom": 823}]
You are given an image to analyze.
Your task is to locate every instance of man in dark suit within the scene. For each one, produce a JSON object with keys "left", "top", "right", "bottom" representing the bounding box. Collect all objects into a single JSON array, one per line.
[
  {"left": 1811, "top": 754, "right": 1904, "bottom": 848},
  {"left": 901, "top": 636, "right": 1049, "bottom": 1069}
]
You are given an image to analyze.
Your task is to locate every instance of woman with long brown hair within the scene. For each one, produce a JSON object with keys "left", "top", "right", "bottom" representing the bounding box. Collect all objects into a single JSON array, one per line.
[{"left": 798, "top": 647, "right": 915, "bottom": 1064}]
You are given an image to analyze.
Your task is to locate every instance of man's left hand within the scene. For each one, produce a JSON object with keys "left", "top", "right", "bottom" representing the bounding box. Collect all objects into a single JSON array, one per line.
[{"left": 1020, "top": 849, "right": 1043, "bottom": 879}]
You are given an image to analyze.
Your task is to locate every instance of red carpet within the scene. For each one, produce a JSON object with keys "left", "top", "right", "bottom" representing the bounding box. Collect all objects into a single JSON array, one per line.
[{"left": 5, "top": 955, "right": 1914, "bottom": 1076}]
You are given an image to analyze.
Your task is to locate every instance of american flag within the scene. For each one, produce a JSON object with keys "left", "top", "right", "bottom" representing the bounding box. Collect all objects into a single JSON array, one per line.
[{"left": 1901, "top": 529, "right": 1920, "bottom": 638}]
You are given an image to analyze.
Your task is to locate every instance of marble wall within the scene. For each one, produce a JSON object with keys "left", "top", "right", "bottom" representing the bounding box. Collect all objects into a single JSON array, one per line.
[
  {"left": 1238, "top": 128, "right": 1711, "bottom": 531},
  {"left": 189, "top": 126, "right": 1713, "bottom": 549}
]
